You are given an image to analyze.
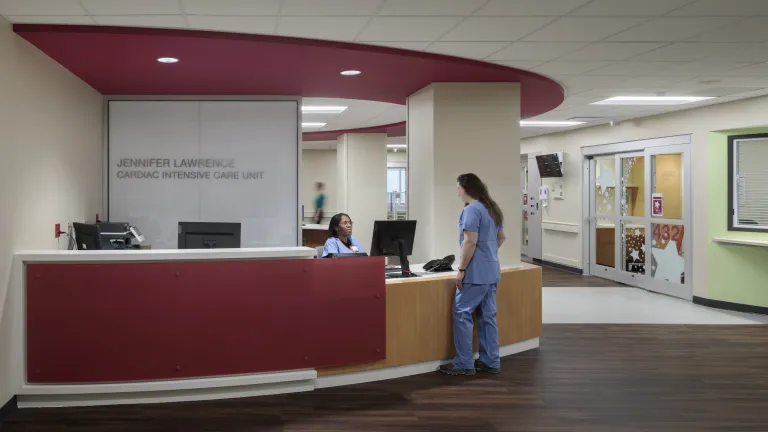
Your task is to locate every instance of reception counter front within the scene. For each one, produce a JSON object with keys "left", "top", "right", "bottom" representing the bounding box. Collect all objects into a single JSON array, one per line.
[{"left": 4, "top": 248, "right": 541, "bottom": 407}]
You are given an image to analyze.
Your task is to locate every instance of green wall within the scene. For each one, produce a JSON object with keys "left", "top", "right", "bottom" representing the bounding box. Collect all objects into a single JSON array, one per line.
[{"left": 707, "top": 127, "right": 768, "bottom": 308}]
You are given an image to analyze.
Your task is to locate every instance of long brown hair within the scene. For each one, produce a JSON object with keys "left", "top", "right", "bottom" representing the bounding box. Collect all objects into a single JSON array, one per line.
[{"left": 457, "top": 173, "right": 504, "bottom": 226}]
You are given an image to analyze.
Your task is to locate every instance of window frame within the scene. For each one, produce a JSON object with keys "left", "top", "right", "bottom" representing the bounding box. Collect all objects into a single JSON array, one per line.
[{"left": 727, "top": 133, "right": 768, "bottom": 232}]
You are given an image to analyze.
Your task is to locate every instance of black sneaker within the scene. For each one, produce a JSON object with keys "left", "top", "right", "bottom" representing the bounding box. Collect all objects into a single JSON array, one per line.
[
  {"left": 474, "top": 360, "right": 500, "bottom": 374},
  {"left": 438, "top": 363, "right": 476, "bottom": 376}
]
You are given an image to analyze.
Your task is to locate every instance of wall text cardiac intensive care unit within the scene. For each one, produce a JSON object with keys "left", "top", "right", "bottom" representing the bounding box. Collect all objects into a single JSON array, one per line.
[{"left": 115, "top": 158, "right": 264, "bottom": 180}]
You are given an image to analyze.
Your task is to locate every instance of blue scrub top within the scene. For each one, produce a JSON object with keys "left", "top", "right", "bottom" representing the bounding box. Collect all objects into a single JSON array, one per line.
[
  {"left": 459, "top": 201, "right": 501, "bottom": 284},
  {"left": 322, "top": 236, "right": 365, "bottom": 257}
]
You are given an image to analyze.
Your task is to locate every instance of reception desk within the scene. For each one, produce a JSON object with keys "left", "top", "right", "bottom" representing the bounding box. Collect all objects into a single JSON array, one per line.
[{"left": 3, "top": 248, "right": 541, "bottom": 408}]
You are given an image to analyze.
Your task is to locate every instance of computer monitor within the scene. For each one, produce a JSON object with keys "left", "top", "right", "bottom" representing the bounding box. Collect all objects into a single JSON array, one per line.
[
  {"left": 178, "top": 222, "right": 241, "bottom": 249},
  {"left": 370, "top": 220, "right": 417, "bottom": 277},
  {"left": 72, "top": 223, "right": 102, "bottom": 250},
  {"left": 97, "top": 222, "right": 145, "bottom": 249}
]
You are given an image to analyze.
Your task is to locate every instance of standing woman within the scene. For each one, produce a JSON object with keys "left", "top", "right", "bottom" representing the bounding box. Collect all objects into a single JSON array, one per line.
[
  {"left": 440, "top": 173, "right": 506, "bottom": 376},
  {"left": 313, "top": 182, "right": 326, "bottom": 224}
]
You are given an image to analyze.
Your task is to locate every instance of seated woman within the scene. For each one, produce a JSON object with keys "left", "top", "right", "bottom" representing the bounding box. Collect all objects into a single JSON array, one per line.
[{"left": 322, "top": 213, "right": 366, "bottom": 257}]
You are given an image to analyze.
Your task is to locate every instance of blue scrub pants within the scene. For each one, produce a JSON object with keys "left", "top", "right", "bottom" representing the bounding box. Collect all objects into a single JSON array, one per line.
[{"left": 452, "top": 283, "right": 500, "bottom": 369}]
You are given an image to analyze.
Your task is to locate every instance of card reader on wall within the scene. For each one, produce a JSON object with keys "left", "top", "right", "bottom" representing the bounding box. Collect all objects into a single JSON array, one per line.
[{"left": 535, "top": 152, "right": 564, "bottom": 178}]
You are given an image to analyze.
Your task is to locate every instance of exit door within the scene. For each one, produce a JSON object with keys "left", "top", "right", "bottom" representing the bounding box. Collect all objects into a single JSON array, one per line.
[{"left": 522, "top": 154, "right": 542, "bottom": 260}]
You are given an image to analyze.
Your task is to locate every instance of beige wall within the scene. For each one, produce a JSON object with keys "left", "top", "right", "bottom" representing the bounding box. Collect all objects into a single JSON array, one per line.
[
  {"left": 301, "top": 149, "right": 337, "bottom": 220},
  {"left": 409, "top": 83, "right": 521, "bottom": 265},
  {"left": 521, "top": 93, "right": 768, "bottom": 298},
  {"left": 336, "top": 133, "right": 388, "bottom": 253},
  {"left": 387, "top": 151, "right": 407, "bottom": 166},
  {"left": 0, "top": 18, "right": 103, "bottom": 407}
]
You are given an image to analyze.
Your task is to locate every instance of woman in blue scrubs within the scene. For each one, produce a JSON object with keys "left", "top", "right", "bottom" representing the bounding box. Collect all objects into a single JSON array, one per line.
[
  {"left": 322, "top": 213, "right": 366, "bottom": 257},
  {"left": 440, "top": 173, "right": 506, "bottom": 376}
]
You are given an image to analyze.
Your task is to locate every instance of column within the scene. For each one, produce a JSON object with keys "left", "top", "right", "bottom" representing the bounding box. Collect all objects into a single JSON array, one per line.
[
  {"left": 336, "top": 133, "right": 388, "bottom": 253},
  {"left": 407, "top": 83, "right": 521, "bottom": 266}
]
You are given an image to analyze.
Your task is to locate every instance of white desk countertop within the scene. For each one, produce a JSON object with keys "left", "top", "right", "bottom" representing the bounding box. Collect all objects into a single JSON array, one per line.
[
  {"left": 14, "top": 247, "right": 317, "bottom": 263},
  {"left": 302, "top": 224, "right": 329, "bottom": 231},
  {"left": 712, "top": 238, "right": 768, "bottom": 248},
  {"left": 386, "top": 263, "right": 524, "bottom": 283}
]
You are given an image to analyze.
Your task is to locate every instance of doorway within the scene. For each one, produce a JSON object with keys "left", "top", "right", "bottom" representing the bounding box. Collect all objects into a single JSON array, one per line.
[
  {"left": 583, "top": 136, "right": 692, "bottom": 300},
  {"left": 522, "top": 153, "right": 542, "bottom": 261}
]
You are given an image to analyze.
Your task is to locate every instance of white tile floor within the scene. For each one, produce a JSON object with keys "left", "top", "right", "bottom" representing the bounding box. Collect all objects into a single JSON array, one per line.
[{"left": 544, "top": 286, "right": 768, "bottom": 325}]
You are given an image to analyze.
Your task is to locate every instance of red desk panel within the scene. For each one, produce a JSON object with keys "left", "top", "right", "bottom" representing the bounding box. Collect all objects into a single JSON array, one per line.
[{"left": 25, "top": 257, "right": 385, "bottom": 383}]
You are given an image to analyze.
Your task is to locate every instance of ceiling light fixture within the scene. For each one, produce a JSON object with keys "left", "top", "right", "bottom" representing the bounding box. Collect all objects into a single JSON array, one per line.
[
  {"left": 301, "top": 106, "right": 348, "bottom": 114},
  {"left": 340, "top": 70, "right": 361, "bottom": 76},
  {"left": 302, "top": 122, "right": 326, "bottom": 128},
  {"left": 592, "top": 96, "right": 715, "bottom": 106},
  {"left": 520, "top": 120, "right": 586, "bottom": 127},
  {"left": 157, "top": 57, "right": 178, "bottom": 63},
  {"left": 387, "top": 144, "right": 407, "bottom": 149}
]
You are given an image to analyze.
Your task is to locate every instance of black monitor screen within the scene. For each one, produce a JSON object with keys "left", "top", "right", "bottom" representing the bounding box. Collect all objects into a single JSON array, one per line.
[
  {"left": 535, "top": 154, "right": 563, "bottom": 178},
  {"left": 73, "top": 223, "right": 102, "bottom": 251},
  {"left": 370, "top": 220, "right": 416, "bottom": 257},
  {"left": 178, "top": 222, "right": 241, "bottom": 249}
]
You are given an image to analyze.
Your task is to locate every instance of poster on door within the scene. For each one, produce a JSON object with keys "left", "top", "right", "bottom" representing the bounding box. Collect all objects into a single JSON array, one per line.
[{"left": 652, "top": 193, "right": 663, "bottom": 217}]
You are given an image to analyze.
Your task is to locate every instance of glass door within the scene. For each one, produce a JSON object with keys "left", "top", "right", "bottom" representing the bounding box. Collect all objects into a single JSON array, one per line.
[
  {"left": 588, "top": 145, "right": 691, "bottom": 300},
  {"left": 521, "top": 160, "right": 529, "bottom": 257},
  {"left": 590, "top": 156, "right": 618, "bottom": 276},
  {"left": 644, "top": 144, "right": 690, "bottom": 299}
]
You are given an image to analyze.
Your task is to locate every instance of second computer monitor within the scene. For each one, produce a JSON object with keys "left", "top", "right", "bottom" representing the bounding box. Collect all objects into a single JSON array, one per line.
[
  {"left": 371, "top": 220, "right": 417, "bottom": 273},
  {"left": 178, "top": 222, "right": 241, "bottom": 249}
]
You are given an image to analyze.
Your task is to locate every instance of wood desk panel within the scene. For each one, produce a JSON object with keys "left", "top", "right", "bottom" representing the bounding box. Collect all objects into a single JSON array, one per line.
[{"left": 318, "top": 264, "right": 542, "bottom": 376}]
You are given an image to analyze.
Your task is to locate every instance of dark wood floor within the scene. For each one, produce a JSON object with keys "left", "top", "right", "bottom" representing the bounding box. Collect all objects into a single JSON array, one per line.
[
  {"left": 4, "top": 324, "right": 768, "bottom": 432},
  {"left": 541, "top": 266, "right": 622, "bottom": 287}
]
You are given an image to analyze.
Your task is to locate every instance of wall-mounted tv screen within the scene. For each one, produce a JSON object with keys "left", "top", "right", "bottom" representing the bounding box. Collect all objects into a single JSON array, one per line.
[{"left": 535, "top": 154, "right": 563, "bottom": 178}]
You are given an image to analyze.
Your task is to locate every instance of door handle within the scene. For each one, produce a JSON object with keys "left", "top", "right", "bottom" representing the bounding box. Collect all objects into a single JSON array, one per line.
[{"left": 536, "top": 202, "right": 539, "bottom": 210}]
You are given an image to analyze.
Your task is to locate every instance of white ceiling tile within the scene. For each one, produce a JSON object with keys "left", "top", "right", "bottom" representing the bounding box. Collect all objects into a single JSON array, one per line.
[
  {"left": 281, "top": 0, "right": 383, "bottom": 16},
  {"left": 426, "top": 42, "right": 510, "bottom": 59},
  {"left": 715, "top": 63, "right": 768, "bottom": 77},
  {"left": 572, "top": 0, "right": 692, "bottom": 16},
  {"left": 180, "top": 0, "right": 281, "bottom": 16},
  {"left": 378, "top": 0, "right": 487, "bottom": 16},
  {"left": 631, "top": 43, "right": 742, "bottom": 61},
  {"left": 6, "top": 15, "right": 93, "bottom": 24},
  {"left": 560, "top": 43, "right": 667, "bottom": 60},
  {"left": 614, "top": 75, "right": 687, "bottom": 87},
  {"left": 705, "top": 43, "right": 768, "bottom": 62},
  {"left": 590, "top": 61, "right": 677, "bottom": 75},
  {"left": 358, "top": 105, "right": 407, "bottom": 127},
  {"left": 487, "top": 42, "right": 590, "bottom": 61},
  {"left": 93, "top": 15, "right": 187, "bottom": 28},
  {"left": 277, "top": 17, "right": 369, "bottom": 41},
  {"left": 689, "top": 18, "right": 768, "bottom": 42},
  {"left": 187, "top": 15, "right": 277, "bottom": 34},
  {"left": 474, "top": 0, "right": 592, "bottom": 16},
  {"left": 440, "top": 17, "right": 555, "bottom": 41},
  {"left": 0, "top": 0, "right": 86, "bottom": 15},
  {"left": 670, "top": 0, "right": 768, "bottom": 16},
  {"left": 524, "top": 18, "right": 647, "bottom": 42},
  {"left": 654, "top": 60, "right": 755, "bottom": 75},
  {"left": 356, "top": 17, "right": 462, "bottom": 41},
  {"left": 491, "top": 60, "right": 545, "bottom": 69},
  {"left": 607, "top": 18, "right": 741, "bottom": 42},
  {"left": 365, "top": 41, "right": 431, "bottom": 50},
  {"left": 81, "top": 0, "right": 181, "bottom": 15},
  {"left": 532, "top": 61, "right": 612, "bottom": 75}
]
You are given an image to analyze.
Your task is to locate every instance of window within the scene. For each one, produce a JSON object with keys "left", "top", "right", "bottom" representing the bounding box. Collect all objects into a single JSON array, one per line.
[
  {"left": 728, "top": 133, "right": 768, "bottom": 231},
  {"left": 387, "top": 167, "right": 407, "bottom": 220}
]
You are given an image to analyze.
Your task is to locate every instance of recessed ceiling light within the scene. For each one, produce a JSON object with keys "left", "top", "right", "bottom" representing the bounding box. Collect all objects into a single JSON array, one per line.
[
  {"left": 340, "top": 70, "right": 361, "bottom": 76},
  {"left": 157, "top": 57, "right": 178, "bottom": 64},
  {"left": 302, "top": 106, "right": 348, "bottom": 114},
  {"left": 387, "top": 144, "right": 407, "bottom": 149},
  {"left": 592, "top": 96, "right": 715, "bottom": 106},
  {"left": 302, "top": 122, "right": 326, "bottom": 128},
  {"left": 520, "top": 120, "right": 585, "bottom": 127}
]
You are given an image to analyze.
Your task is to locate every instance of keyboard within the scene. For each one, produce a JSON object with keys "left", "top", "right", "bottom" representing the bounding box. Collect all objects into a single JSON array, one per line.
[{"left": 385, "top": 271, "right": 420, "bottom": 279}]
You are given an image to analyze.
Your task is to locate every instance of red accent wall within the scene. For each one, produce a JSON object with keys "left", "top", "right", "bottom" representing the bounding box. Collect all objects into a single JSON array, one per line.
[{"left": 25, "top": 257, "right": 385, "bottom": 384}]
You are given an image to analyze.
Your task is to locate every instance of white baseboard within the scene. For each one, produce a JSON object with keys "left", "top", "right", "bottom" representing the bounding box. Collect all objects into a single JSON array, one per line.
[
  {"left": 18, "top": 370, "right": 316, "bottom": 408},
  {"left": 542, "top": 254, "right": 580, "bottom": 269},
  {"left": 316, "top": 337, "right": 539, "bottom": 389},
  {"left": 16, "top": 339, "right": 541, "bottom": 408}
]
